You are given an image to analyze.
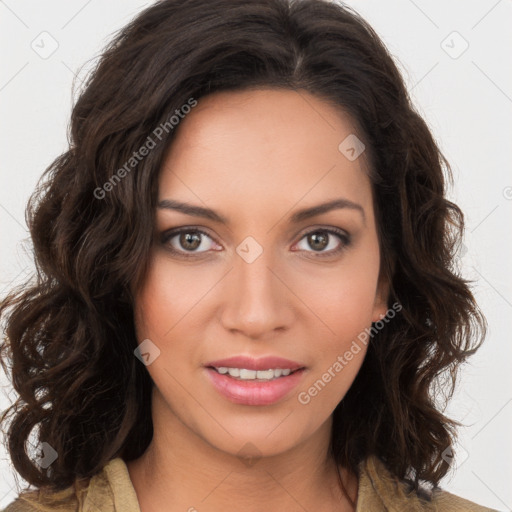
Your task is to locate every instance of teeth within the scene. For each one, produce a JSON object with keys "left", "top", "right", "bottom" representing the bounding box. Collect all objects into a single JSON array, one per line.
[
  {"left": 256, "top": 369, "right": 274, "bottom": 379},
  {"left": 228, "top": 368, "right": 240, "bottom": 377},
  {"left": 239, "top": 369, "right": 256, "bottom": 379},
  {"left": 214, "top": 367, "right": 296, "bottom": 381}
]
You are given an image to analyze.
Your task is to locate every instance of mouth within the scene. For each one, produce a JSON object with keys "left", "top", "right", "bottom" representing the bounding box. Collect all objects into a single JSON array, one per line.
[{"left": 203, "top": 356, "right": 307, "bottom": 406}]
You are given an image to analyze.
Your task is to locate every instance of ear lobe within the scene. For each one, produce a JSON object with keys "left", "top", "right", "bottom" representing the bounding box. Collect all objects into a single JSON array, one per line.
[{"left": 371, "top": 273, "right": 390, "bottom": 323}]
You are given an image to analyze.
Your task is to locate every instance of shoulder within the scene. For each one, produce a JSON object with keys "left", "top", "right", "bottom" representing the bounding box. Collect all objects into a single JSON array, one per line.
[
  {"left": 1, "top": 485, "right": 76, "bottom": 512},
  {"left": 356, "top": 455, "right": 499, "bottom": 512},
  {"left": 1, "top": 457, "right": 139, "bottom": 512},
  {"left": 1, "top": 499, "right": 38, "bottom": 512}
]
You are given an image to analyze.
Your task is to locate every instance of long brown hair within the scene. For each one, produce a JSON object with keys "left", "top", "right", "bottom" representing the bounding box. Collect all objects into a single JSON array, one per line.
[{"left": 1, "top": 0, "right": 486, "bottom": 495}]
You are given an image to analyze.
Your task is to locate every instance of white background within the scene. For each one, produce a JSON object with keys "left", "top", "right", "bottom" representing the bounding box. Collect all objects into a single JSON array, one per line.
[{"left": 1, "top": 1, "right": 511, "bottom": 510}]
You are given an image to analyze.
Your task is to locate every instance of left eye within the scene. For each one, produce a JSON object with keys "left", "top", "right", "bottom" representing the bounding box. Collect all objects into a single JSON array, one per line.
[{"left": 294, "top": 228, "right": 350, "bottom": 254}]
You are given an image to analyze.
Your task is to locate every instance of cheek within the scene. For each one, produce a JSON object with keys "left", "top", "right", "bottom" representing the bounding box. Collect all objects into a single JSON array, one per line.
[
  {"left": 295, "top": 247, "right": 381, "bottom": 336},
  {"left": 133, "top": 255, "right": 215, "bottom": 340},
  {"left": 295, "top": 270, "right": 375, "bottom": 415},
  {"left": 291, "top": 240, "right": 380, "bottom": 406}
]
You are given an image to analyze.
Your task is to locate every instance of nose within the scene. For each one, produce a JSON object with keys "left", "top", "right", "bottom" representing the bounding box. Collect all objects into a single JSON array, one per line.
[{"left": 219, "top": 245, "right": 294, "bottom": 339}]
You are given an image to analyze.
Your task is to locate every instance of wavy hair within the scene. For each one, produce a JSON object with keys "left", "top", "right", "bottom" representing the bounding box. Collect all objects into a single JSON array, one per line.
[{"left": 1, "top": 0, "right": 486, "bottom": 496}]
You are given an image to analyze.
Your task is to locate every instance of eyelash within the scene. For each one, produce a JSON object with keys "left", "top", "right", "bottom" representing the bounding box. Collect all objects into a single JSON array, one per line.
[{"left": 160, "top": 226, "right": 351, "bottom": 259}]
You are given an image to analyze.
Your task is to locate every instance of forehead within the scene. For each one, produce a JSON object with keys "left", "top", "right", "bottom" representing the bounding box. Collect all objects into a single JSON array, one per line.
[{"left": 158, "top": 88, "right": 373, "bottom": 221}]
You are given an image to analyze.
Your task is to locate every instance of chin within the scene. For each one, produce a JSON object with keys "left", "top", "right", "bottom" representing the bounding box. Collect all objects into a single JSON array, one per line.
[{"left": 189, "top": 411, "right": 321, "bottom": 462}]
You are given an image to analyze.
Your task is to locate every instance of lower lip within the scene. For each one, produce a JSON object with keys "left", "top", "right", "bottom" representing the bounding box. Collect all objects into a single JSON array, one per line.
[{"left": 205, "top": 367, "right": 305, "bottom": 406}]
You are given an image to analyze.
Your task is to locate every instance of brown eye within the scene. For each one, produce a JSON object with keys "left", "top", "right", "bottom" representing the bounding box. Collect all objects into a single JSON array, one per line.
[
  {"left": 161, "top": 228, "right": 218, "bottom": 256},
  {"left": 307, "top": 232, "right": 329, "bottom": 251},
  {"left": 179, "top": 232, "right": 202, "bottom": 251},
  {"left": 294, "top": 228, "right": 351, "bottom": 256}
]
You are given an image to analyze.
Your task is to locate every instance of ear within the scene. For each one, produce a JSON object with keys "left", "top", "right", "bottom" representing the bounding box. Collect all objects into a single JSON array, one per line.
[{"left": 371, "top": 271, "right": 390, "bottom": 323}]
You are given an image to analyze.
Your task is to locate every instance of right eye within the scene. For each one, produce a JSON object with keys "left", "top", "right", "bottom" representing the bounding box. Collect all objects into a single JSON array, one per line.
[{"left": 160, "top": 227, "right": 221, "bottom": 258}]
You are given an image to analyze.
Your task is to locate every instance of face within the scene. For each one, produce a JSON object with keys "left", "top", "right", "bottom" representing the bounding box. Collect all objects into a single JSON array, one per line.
[{"left": 133, "top": 88, "right": 388, "bottom": 459}]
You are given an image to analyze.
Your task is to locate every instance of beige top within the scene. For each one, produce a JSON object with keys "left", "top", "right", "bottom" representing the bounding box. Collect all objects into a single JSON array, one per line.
[{"left": 1, "top": 455, "right": 498, "bottom": 511}]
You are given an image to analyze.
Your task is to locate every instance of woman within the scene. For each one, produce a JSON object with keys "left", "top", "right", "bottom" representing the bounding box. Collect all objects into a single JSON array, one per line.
[{"left": 0, "top": 0, "right": 497, "bottom": 510}]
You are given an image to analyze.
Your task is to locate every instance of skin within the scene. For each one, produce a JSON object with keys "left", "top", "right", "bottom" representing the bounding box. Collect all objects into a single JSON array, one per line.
[{"left": 126, "top": 88, "right": 389, "bottom": 512}]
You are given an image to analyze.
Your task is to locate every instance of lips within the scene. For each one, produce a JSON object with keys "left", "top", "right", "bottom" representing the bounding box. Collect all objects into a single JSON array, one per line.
[
  {"left": 203, "top": 355, "right": 307, "bottom": 406},
  {"left": 204, "top": 355, "right": 305, "bottom": 372}
]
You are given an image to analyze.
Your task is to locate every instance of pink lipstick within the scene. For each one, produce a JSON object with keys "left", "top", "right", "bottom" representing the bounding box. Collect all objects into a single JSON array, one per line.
[{"left": 204, "top": 355, "right": 306, "bottom": 406}]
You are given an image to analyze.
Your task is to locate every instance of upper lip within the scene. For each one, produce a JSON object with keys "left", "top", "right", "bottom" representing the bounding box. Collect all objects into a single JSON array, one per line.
[{"left": 205, "top": 355, "right": 305, "bottom": 371}]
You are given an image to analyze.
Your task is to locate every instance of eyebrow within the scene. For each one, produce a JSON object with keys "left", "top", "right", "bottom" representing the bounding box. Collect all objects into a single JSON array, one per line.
[{"left": 157, "top": 198, "right": 365, "bottom": 225}]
